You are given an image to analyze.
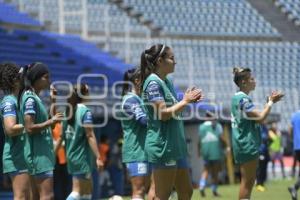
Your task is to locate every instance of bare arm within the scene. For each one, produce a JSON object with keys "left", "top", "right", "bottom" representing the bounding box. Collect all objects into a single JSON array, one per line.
[
  {"left": 24, "top": 113, "right": 63, "bottom": 135},
  {"left": 24, "top": 114, "right": 53, "bottom": 134},
  {"left": 3, "top": 116, "right": 24, "bottom": 137},
  {"left": 154, "top": 88, "right": 203, "bottom": 121},
  {"left": 245, "top": 105, "right": 272, "bottom": 124},
  {"left": 244, "top": 91, "right": 284, "bottom": 124},
  {"left": 85, "top": 125, "right": 104, "bottom": 170}
]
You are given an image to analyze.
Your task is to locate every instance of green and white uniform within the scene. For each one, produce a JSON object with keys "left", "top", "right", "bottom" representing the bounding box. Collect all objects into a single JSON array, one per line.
[
  {"left": 198, "top": 121, "right": 223, "bottom": 161},
  {"left": 1, "top": 95, "right": 30, "bottom": 174},
  {"left": 231, "top": 91, "right": 261, "bottom": 164},
  {"left": 21, "top": 90, "right": 55, "bottom": 175},
  {"left": 142, "top": 73, "right": 187, "bottom": 165},
  {"left": 121, "top": 92, "right": 147, "bottom": 163},
  {"left": 62, "top": 104, "right": 95, "bottom": 176}
]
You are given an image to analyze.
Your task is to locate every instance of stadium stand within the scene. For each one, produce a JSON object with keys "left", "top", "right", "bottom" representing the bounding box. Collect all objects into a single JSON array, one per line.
[
  {"left": 0, "top": 27, "right": 130, "bottom": 86},
  {"left": 0, "top": 0, "right": 40, "bottom": 26},
  {"left": 274, "top": 0, "right": 300, "bottom": 26},
  {"left": 8, "top": 0, "right": 149, "bottom": 34},
  {"left": 122, "top": 0, "right": 281, "bottom": 37}
]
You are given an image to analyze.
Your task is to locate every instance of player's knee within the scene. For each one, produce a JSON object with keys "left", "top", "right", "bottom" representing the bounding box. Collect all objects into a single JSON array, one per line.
[{"left": 133, "top": 185, "right": 147, "bottom": 197}]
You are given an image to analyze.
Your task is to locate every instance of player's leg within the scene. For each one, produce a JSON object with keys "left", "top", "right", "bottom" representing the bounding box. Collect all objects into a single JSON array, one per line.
[
  {"left": 239, "top": 159, "right": 258, "bottom": 200},
  {"left": 11, "top": 172, "right": 31, "bottom": 200},
  {"left": 174, "top": 159, "right": 193, "bottom": 200}
]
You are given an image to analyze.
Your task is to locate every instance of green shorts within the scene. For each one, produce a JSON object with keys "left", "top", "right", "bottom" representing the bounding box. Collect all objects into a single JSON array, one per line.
[{"left": 233, "top": 150, "right": 259, "bottom": 165}]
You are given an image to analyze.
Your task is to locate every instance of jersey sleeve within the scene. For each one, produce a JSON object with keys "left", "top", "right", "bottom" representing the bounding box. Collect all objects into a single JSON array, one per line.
[
  {"left": 82, "top": 111, "right": 93, "bottom": 124},
  {"left": 145, "top": 81, "right": 164, "bottom": 102},
  {"left": 123, "top": 96, "right": 147, "bottom": 126},
  {"left": 24, "top": 97, "right": 36, "bottom": 115},
  {"left": 1, "top": 100, "right": 17, "bottom": 118},
  {"left": 239, "top": 97, "right": 255, "bottom": 112}
]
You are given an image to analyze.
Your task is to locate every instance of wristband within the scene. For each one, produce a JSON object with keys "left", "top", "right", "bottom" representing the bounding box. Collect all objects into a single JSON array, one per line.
[{"left": 267, "top": 101, "right": 274, "bottom": 107}]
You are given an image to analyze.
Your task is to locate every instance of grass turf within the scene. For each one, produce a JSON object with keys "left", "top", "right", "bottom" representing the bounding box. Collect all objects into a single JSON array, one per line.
[
  {"left": 120, "top": 178, "right": 295, "bottom": 200},
  {"left": 190, "top": 178, "right": 294, "bottom": 200}
]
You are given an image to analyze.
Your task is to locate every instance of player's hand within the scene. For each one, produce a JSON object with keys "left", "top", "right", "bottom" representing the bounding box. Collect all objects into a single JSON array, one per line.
[
  {"left": 96, "top": 158, "right": 104, "bottom": 171},
  {"left": 269, "top": 91, "right": 284, "bottom": 103},
  {"left": 51, "top": 112, "right": 64, "bottom": 124},
  {"left": 183, "top": 87, "right": 204, "bottom": 103}
]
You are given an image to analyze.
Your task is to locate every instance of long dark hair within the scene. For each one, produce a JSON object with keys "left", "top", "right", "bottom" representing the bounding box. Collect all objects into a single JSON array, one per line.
[
  {"left": 66, "top": 83, "right": 89, "bottom": 125},
  {"left": 0, "top": 62, "right": 21, "bottom": 94},
  {"left": 17, "top": 62, "right": 49, "bottom": 108},
  {"left": 140, "top": 44, "right": 170, "bottom": 91},
  {"left": 122, "top": 68, "right": 141, "bottom": 96}
]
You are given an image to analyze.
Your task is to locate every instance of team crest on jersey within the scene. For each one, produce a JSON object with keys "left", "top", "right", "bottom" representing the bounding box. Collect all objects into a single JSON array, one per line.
[
  {"left": 137, "top": 163, "right": 147, "bottom": 174},
  {"left": 3, "top": 101, "right": 13, "bottom": 113},
  {"left": 202, "top": 131, "right": 218, "bottom": 143},
  {"left": 65, "top": 125, "right": 75, "bottom": 139}
]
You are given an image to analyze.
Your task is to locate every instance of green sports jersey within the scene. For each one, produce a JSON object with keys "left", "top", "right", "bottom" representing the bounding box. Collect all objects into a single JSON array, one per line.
[
  {"left": 142, "top": 73, "right": 187, "bottom": 163},
  {"left": 231, "top": 91, "right": 261, "bottom": 164},
  {"left": 121, "top": 93, "right": 147, "bottom": 163},
  {"left": 1, "top": 95, "right": 29, "bottom": 173},
  {"left": 20, "top": 90, "right": 55, "bottom": 174},
  {"left": 198, "top": 121, "right": 223, "bottom": 161},
  {"left": 62, "top": 104, "right": 95, "bottom": 174}
]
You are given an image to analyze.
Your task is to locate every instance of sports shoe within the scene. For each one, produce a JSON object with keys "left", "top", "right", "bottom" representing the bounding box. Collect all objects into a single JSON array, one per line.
[
  {"left": 256, "top": 185, "right": 266, "bottom": 192},
  {"left": 200, "top": 189, "right": 206, "bottom": 197},
  {"left": 288, "top": 186, "right": 298, "bottom": 200},
  {"left": 212, "top": 191, "right": 221, "bottom": 197}
]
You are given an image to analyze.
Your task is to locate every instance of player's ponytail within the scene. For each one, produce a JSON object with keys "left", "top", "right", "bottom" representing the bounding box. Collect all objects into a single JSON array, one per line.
[
  {"left": 140, "top": 44, "right": 169, "bottom": 92},
  {"left": 122, "top": 68, "right": 141, "bottom": 96}
]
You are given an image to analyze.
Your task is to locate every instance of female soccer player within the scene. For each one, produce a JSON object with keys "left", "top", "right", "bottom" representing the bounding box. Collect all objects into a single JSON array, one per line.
[
  {"left": 120, "top": 68, "right": 153, "bottom": 200},
  {"left": 198, "top": 111, "right": 229, "bottom": 197},
  {"left": 61, "top": 83, "right": 103, "bottom": 200},
  {"left": 18, "top": 62, "right": 64, "bottom": 199},
  {"left": 231, "top": 67, "right": 283, "bottom": 200},
  {"left": 0, "top": 62, "right": 29, "bottom": 199},
  {"left": 140, "top": 44, "right": 203, "bottom": 200}
]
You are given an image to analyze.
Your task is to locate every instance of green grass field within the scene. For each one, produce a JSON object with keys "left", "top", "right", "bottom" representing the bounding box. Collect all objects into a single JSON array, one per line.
[
  {"left": 189, "top": 179, "right": 294, "bottom": 200},
  {"left": 120, "top": 178, "right": 295, "bottom": 200}
]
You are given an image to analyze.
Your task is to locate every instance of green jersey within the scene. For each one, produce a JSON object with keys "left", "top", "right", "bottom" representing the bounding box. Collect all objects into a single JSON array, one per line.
[
  {"left": 121, "top": 92, "right": 147, "bottom": 163},
  {"left": 231, "top": 91, "right": 261, "bottom": 164},
  {"left": 21, "top": 90, "right": 55, "bottom": 174},
  {"left": 1, "top": 95, "right": 29, "bottom": 173},
  {"left": 198, "top": 121, "right": 223, "bottom": 161},
  {"left": 62, "top": 104, "right": 95, "bottom": 174},
  {"left": 142, "top": 73, "right": 187, "bottom": 163}
]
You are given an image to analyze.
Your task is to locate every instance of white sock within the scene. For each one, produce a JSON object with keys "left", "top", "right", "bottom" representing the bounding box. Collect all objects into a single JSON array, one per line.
[
  {"left": 132, "top": 198, "right": 144, "bottom": 200},
  {"left": 66, "top": 191, "right": 80, "bottom": 200}
]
